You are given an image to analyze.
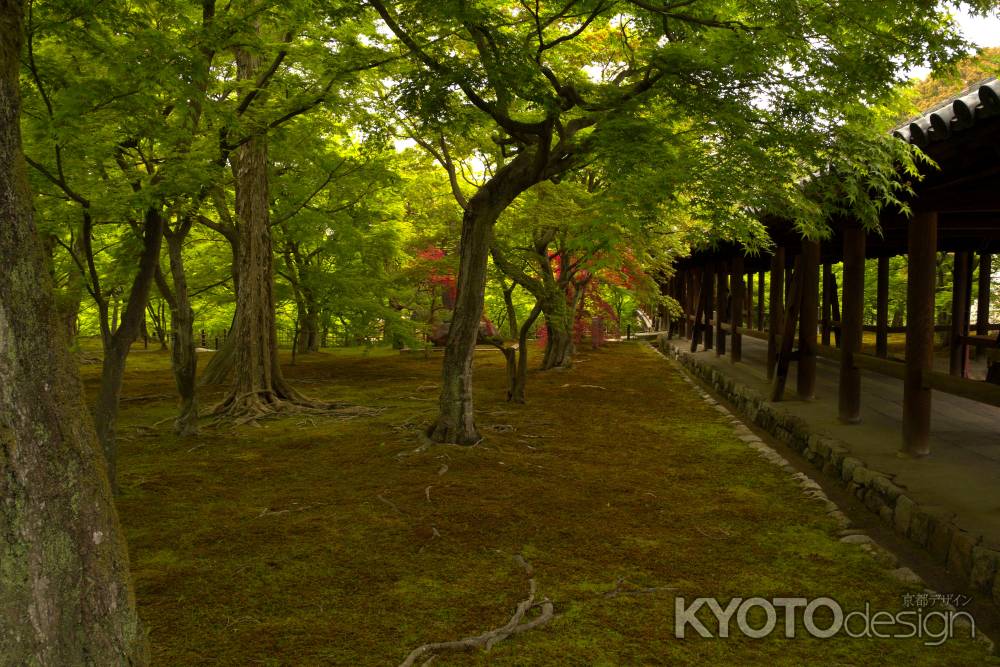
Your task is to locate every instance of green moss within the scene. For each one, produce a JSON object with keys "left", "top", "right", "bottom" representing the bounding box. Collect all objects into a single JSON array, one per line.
[{"left": 100, "top": 343, "right": 999, "bottom": 666}]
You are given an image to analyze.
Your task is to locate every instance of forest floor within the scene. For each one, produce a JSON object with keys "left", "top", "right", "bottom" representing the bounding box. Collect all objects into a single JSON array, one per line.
[{"left": 82, "top": 340, "right": 999, "bottom": 666}]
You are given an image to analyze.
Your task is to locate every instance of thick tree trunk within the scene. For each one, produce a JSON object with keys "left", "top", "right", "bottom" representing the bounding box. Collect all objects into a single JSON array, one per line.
[
  {"left": 214, "top": 44, "right": 304, "bottom": 418},
  {"left": 541, "top": 294, "right": 573, "bottom": 370},
  {"left": 296, "top": 300, "right": 320, "bottom": 354},
  {"left": 0, "top": 4, "right": 147, "bottom": 659},
  {"left": 199, "top": 315, "right": 237, "bottom": 384}
]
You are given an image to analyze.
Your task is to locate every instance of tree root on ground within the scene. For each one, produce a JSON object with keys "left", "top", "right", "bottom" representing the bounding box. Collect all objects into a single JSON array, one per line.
[
  {"left": 398, "top": 555, "right": 553, "bottom": 667},
  {"left": 208, "top": 390, "right": 381, "bottom": 427}
]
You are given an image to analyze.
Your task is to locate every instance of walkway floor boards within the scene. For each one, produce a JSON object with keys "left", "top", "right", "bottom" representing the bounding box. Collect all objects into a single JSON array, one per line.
[{"left": 681, "top": 335, "right": 1000, "bottom": 544}]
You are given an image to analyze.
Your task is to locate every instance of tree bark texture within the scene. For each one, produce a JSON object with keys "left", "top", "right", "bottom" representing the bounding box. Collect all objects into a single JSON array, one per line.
[
  {"left": 429, "top": 154, "right": 540, "bottom": 444},
  {"left": 0, "top": 3, "right": 147, "bottom": 659},
  {"left": 215, "top": 43, "right": 304, "bottom": 417}
]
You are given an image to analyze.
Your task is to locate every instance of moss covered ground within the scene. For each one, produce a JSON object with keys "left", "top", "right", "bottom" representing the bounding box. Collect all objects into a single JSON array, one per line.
[{"left": 82, "top": 341, "right": 998, "bottom": 665}]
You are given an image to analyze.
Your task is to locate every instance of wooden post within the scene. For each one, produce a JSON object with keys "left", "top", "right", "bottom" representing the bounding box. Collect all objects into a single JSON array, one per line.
[
  {"left": 976, "top": 253, "right": 991, "bottom": 359},
  {"left": 949, "top": 251, "right": 972, "bottom": 377},
  {"left": 731, "top": 257, "right": 744, "bottom": 363},
  {"left": 772, "top": 256, "right": 802, "bottom": 402},
  {"left": 767, "top": 248, "right": 785, "bottom": 380},
  {"left": 831, "top": 273, "right": 842, "bottom": 348},
  {"left": 876, "top": 256, "right": 889, "bottom": 358},
  {"left": 746, "top": 271, "right": 754, "bottom": 330},
  {"left": 839, "top": 226, "right": 865, "bottom": 423},
  {"left": 821, "top": 261, "right": 832, "bottom": 346},
  {"left": 704, "top": 264, "right": 714, "bottom": 350},
  {"left": 690, "top": 269, "right": 705, "bottom": 352},
  {"left": 797, "top": 240, "right": 820, "bottom": 400},
  {"left": 757, "top": 270, "right": 765, "bottom": 331},
  {"left": 902, "top": 211, "right": 937, "bottom": 457},
  {"left": 686, "top": 270, "right": 695, "bottom": 339},
  {"left": 716, "top": 261, "right": 728, "bottom": 356}
]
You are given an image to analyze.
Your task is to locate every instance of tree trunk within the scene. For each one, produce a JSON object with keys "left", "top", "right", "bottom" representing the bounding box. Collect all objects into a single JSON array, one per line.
[
  {"left": 295, "top": 296, "right": 320, "bottom": 355},
  {"left": 199, "top": 314, "right": 237, "bottom": 384},
  {"left": 93, "top": 207, "right": 164, "bottom": 489},
  {"left": 157, "top": 226, "right": 199, "bottom": 436},
  {"left": 214, "top": 44, "right": 304, "bottom": 418},
  {"left": 502, "top": 279, "right": 518, "bottom": 339},
  {"left": 541, "top": 294, "right": 573, "bottom": 370},
  {"left": 428, "top": 154, "right": 538, "bottom": 444},
  {"left": 511, "top": 303, "right": 542, "bottom": 403},
  {"left": 0, "top": 3, "right": 147, "bottom": 658}
]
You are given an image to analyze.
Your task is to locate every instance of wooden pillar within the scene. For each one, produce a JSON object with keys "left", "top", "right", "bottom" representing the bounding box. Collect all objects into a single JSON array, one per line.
[
  {"left": 746, "top": 271, "right": 754, "bottom": 331},
  {"left": 704, "top": 263, "right": 714, "bottom": 350},
  {"left": 976, "top": 253, "right": 991, "bottom": 358},
  {"left": 757, "top": 270, "right": 765, "bottom": 331},
  {"left": 683, "top": 271, "right": 692, "bottom": 339},
  {"left": 767, "top": 248, "right": 785, "bottom": 380},
  {"left": 731, "top": 257, "right": 744, "bottom": 363},
  {"left": 716, "top": 261, "right": 728, "bottom": 356},
  {"left": 876, "top": 256, "right": 889, "bottom": 358},
  {"left": 772, "top": 256, "right": 802, "bottom": 402},
  {"left": 839, "top": 226, "right": 865, "bottom": 423},
  {"left": 902, "top": 211, "right": 937, "bottom": 457},
  {"left": 821, "top": 262, "right": 832, "bottom": 346},
  {"left": 949, "top": 251, "right": 972, "bottom": 377},
  {"left": 797, "top": 241, "right": 820, "bottom": 400},
  {"left": 831, "top": 272, "right": 842, "bottom": 348},
  {"left": 690, "top": 269, "right": 705, "bottom": 352}
]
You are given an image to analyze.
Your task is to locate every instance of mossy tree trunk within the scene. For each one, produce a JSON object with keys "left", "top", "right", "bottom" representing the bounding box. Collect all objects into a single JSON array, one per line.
[{"left": 0, "top": 2, "right": 147, "bottom": 660}]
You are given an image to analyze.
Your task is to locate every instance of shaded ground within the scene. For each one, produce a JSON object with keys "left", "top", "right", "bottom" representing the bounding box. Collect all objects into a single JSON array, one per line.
[{"left": 85, "top": 342, "right": 997, "bottom": 665}]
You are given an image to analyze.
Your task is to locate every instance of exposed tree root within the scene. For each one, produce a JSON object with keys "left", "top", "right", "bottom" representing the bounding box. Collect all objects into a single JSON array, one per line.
[
  {"left": 398, "top": 555, "right": 553, "bottom": 667},
  {"left": 209, "top": 389, "right": 381, "bottom": 427}
]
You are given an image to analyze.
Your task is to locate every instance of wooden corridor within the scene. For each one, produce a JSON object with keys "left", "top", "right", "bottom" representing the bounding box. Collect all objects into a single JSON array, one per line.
[{"left": 672, "top": 333, "right": 1000, "bottom": 543}]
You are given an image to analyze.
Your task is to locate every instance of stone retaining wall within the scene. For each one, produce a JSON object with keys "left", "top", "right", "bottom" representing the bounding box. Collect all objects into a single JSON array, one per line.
[{"left": 656, "top": 335, "right": 1000, "bottom": 612}]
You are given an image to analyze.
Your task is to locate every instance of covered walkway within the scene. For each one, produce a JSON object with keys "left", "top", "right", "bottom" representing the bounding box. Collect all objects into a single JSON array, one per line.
[{"left": 669, "top": 334, "right": 1000, "bottom": 542}]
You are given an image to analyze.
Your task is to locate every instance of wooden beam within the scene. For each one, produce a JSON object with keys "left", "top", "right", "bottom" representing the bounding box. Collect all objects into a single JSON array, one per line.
[
  {"left": 731, "top": 257, "right": 744, "bottom": 363},
  {"left": 839, "top": 226, "right": 865, "bottom": 423},
  {"left": 716, "top": 261, "right": 728, "bottom": 357},
  {"left": 772, "top": 255, "right": 802, "bottom": 402},
  {"left": 876, "top": 256, "right": 889, "bottom": 358},
  {"left": 949, "top": 251, "right": 972, "bottom": 377},
  {"left": 902, "top": 211, "right": 937, "bottom": 457},
  {"left": 767, "top": 248, "right": 785, "bottom": 380},
  {"left": 797, "top": 240, "right": 820, "bottom": 400}
]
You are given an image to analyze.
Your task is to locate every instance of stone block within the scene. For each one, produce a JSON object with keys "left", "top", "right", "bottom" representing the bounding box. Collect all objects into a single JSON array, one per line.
[
  {"left": 970, "top": 546, "right": 1000, "bottom": 593},
  {"left": 947, "top": 530, "right": 981, "bottom": 581},
  {"left": 894, "top": 495, "right": 914, "bottom": 536}
]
